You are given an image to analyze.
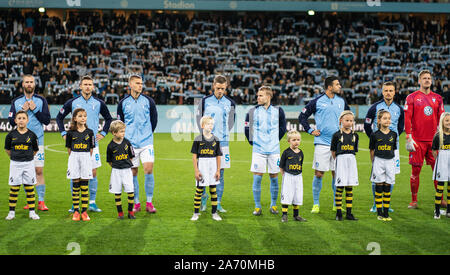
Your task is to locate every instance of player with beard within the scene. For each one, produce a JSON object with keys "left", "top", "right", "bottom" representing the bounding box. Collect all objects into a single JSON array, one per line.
[{"left": 9, "top": 75, "right": 51, "bottom": 211}]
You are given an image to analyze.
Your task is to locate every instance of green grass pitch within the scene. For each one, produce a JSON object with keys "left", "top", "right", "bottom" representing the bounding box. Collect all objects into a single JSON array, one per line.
[{"left": 0, "top": 132, "right": 448, "bottom": 255}]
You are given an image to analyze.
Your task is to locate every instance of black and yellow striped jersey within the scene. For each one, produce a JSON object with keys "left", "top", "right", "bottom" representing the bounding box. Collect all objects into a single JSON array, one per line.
[{"left": 4, "top": 129, "right": 39, "bottom": 162}]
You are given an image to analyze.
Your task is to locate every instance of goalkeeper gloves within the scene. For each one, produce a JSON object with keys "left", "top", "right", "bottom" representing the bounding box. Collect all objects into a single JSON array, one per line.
[{"left": 406, "top": 134, "right": 417, "bottom": 152}]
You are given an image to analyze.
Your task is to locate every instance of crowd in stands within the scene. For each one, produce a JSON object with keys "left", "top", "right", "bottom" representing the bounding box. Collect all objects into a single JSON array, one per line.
[{"left": 0, "top": 9, "right": 448, "bottom": 106}]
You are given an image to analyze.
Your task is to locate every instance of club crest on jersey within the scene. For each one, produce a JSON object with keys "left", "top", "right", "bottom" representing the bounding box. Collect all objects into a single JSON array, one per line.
[{"left": 424, "top": 106, "right": 433, "bottom": 116}]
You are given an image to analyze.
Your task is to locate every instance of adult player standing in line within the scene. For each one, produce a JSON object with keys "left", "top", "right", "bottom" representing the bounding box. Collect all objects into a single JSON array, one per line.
[
  {"left": 364, "top": 81, "right": 404, "bottom": 212},
  {"left": 299, "top": 76, "right": 350, "bottom": 214},
  {"left": 404, "top": 70, "right": 445, "bottom": 209},
  {"left": 56, "top": 75, "right": 113, "bottom": 213},
  {"left": 117, "top": 75, "right": 158, "bottom": 213},
  {"left": 9, "top": 74, "right": 51, "bottom": 211},
  {"left": 196, "top": 75, "right": 236, "bottom": 213},
  {"left": 245, "top": 85, "right": 287, "bottom": 215}
]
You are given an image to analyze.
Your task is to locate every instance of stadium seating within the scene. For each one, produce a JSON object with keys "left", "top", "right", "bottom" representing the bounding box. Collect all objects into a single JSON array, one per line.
[{"left": 0, "top": 10, "right": 448, "bottom": 105}]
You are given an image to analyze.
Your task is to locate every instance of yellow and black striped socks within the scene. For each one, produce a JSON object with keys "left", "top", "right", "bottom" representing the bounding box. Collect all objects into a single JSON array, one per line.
[
  {"left": 8, "top": 186, "right": 20, "bottom": 211},
  {"left": 24, "top": 185, "right": 36, "bottom": 211},
  {"left": 115, "top": 194, "right": 123, "bottom": 213},
  {"left": 127, "top": 192, "right": 134, "bottom": 213},
  {"left": 194, "top": 187, "right": 204, "bottom": 213},
  {"left": 335, "top": 187, "right": 344, "bottom": 216},
  {"left": 448, "top": 185, "right": 450, "bottom": 213},
  {"left": 80, "top": 180, "right": 89, "bottom": 213},
  {"left": 282, "top": 204, "right": 288, "bottom": 215},
  {"left": 345, "top": 187, "right": 353, "bottom": 215},
  {"left": 72, "top": 182, "right": 81, "bottom": 213},
  {"left": 282, "top": 205, "right": 300, "bottom": 216},
  {"left": 194, "top": 186, "right": 218, "bottom": 214},
  {"left": 375, "top": 184, "right": 383, "bottom": 216},
  {"left": 210, "top": 186, "right": 218, "bottom": 214},
  {"left": 435, "top": 181, "right": 444, "bottom": 214},
  {"left": 293, "top": 205, "right": 299, "bottom": 217},
  {"left": 383, "top": 184, "right": 391, "bottom": 217}
]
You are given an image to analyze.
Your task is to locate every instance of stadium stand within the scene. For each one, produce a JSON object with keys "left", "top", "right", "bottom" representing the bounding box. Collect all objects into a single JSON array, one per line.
[{"left": 0, "top": 9, "right": 448, "bottom": 105}]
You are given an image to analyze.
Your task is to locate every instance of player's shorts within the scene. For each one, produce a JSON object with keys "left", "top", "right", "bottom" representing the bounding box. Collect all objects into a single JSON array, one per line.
[
  {"left": 432, "top": 150, "right": 450, "bottom": 182},
  {"left": 67, "top": 151, "right": 93, "bottom": 180},
  {"left": 371, "top": 156, "right": 396, "bottom": 185},
  {"left": 9, "top": 160, "right": 36, "bottom": 186},
  {"left": 335, "top": 154, "right": 359, "bottom": 187},
  {"left": 34, "top": 145, "right": 45, "bottom": 168},
  {"left": 91, "top": 146, "right": 102, "bottom": 169},
  {"left": 280, "top": 172, "right": 303, "bottom": 205},
  {"left": 409, "top": 140, "right": 435, "bottom": 167},
  {"left": 394, "top": 149, "right": 400, "bottom": 174},
  {"left": 250, "top": 152, "right": 280, "bottom": 174},
  {"left": 109, "top": 168, "right": 134, "bottom": 194},
  {"left": 220, "top": 146, "right": 230, "bottom": 169},
  {"left": 312, "top": 144, "right": 335, "bottom": 172},
  {"left": 132, "top": 144, "right": 154, "bottom": 168},
  {"left": 196, "top": 158, "right": 219, "bottom": 187}
]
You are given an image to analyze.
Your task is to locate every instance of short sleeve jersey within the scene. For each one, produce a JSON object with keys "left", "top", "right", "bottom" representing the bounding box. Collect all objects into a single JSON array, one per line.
[
  {"left": 279, "top": 147, "right": 304, "bottom": 175},
  {"left": 432, "top": 133, "right": 450, "bottom": 151},
  {"left": 191, "top": 134, "right": 223, "bottom": 158},
  {"left": 106, "top": 138, "right": 135, "bottom": 169},
  {"left": 65, "top": 128, "right": 95, "bottom": 152},
  {"left": 330, "top": 131, "right": 359, "bottom": 156},
  {"left": 5, "top": 129, "right": 39, "bottom": 162},
  {"left": 369, "top": 130, "right": 397, "bottom": 159}
]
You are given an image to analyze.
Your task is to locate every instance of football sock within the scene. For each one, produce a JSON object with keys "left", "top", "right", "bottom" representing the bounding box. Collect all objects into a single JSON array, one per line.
[
  {"left": 375, "top": 184, "right": 383, "bottom": 216},
  {"left": 144, "top": 173, "right": 155, "bottom": 203},
  {"left": 410, "top": 165, "right": 421, "bottom": 202},
  {"left": 115, "top": 193, "right": 123, "bottom": 213},
  {"left": 252, "top": 174, "right": 262, "bottom": 209},
  {"left": 293, "top": 205, "right": 299, "bottom": 217},
  {"left": 127, "top": 192, "right": 134, "bottom": 213},
  {"left": 132, "top": 176, "right": 139, "bottom": 204},
  {"left": 36, "top": 184, "right": 45, "bottom": 202},
  {"left": 72, "top": 181, "right": 81, "bottom": 213},
  {"left": 210, "top": 186, "right": 218, "bottom": 214},
  {"left": 447, "top": 185, "right": 450, "bottom": 213},
  {"left": 345, "top": 187, "right": 353, "bottom": 215},
  {"left": 282, "top": 204, "right": 288, "bottom": 215},
  {"left": 8, "top": 186, "right": 20, "bottom": 211},
  {"left": 383, "top": 184, "right": 391, "bottom": 217},
  {"left": 269, "top": 177, "right": 279, "bottom": 207},
  {"left": 80, "top": 180, "right": 89, "bottom": 212},
  {"left": 371, "top": 182, "right": 376, "bottom": 204},
  {"left": 89, "top": 177, "right": 98, "bottom": 203},
  {"left": 331, "top": 177, "right": 336, "bottom": 206},
  {"left": 312, "top": 176, "right": 323, "bottom": 205},
  {"left": 216, "top": 169, "right": 225, "bottom": 204},
  {"left": 335, "top": 186, "right": 343, "bottom": 211},
  {"left": 435, "top": 181, "right": 444, "bottom": 214},
  {"left": 194, "top": 187, "right": 204, "bottom": 214},
  {"left": 24, "top": 185, "right": 36, "bottom": 211}
]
